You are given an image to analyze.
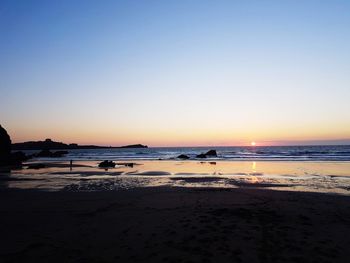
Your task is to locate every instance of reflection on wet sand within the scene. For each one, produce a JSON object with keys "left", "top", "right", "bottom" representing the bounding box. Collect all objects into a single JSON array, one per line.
[{"left": 2, "top": 160, "right": 350, "bottom": 194}]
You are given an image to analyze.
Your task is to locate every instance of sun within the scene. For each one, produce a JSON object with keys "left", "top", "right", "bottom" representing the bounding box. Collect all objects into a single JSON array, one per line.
[{"left": 251, "top": 141, "right": 256, "bottom": 146}]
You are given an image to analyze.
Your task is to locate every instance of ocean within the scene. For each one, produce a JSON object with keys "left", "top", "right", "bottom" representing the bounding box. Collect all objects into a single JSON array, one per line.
[{"left": 24, "top": 145, "right": 350, "bottom": 161}]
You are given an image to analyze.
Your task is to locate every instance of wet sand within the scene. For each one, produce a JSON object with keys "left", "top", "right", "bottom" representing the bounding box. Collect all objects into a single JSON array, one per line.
[
  {"left": 1, "top": 187, "right": 350, "bottom": 262},
  {"left": 3, "top": 160, "right": 350, "bottom": 194}
]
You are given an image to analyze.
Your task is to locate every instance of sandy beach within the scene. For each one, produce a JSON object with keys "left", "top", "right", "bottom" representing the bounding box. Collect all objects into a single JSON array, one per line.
[{"left": 1, "top": 186, "right": 350, "bottom": 262}]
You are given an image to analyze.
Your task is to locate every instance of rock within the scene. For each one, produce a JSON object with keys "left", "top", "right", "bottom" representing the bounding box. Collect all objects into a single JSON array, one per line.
[
  {"left": 98, "top": 160, "right": 116, "bottom": 168},
  {"left": 51, "top": 150, "right": 68, "bottom": 157},
  {"left": 35, "top": 150, "right": 52, "bottom": 157},
  {"left": 27, "top": 163, "right": 46, "bottom": 169},
  {"left": 36, "top": 150, "right": 68, "bottom": 158},
  {"left": 177, "top": 154, "right": 190, "bottom": 160},
  {"left": 11, "top": 151, "right": 30, "bottom": 164},
  {"left": 205, "top": 150, "right": 217, "bottom": 157},
  {"left": 0, "top": 125, "right": 12, "bottom": 166},
  {"left": 117, "top": 162, "right": 136, "bottom": 168},
  {"left": 196, "top": 150, "right": 217, "bottom": 159},
  {"left": 36, "top": 150, "right": 53, "bottom": 157},
  {"left": 196, "top": 153, "right": 207, "bottom": 158},
  {"left": 13, "top": 138, "right": 70, "bottom": 151},
  {"left": 120, "top": 144, "right": 148, "bottom": 148}
]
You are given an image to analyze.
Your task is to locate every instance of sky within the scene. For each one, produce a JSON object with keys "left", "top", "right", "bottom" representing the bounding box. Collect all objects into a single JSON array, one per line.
[{"left": 1, "top": 0, "right": 350, "bottom": 146}]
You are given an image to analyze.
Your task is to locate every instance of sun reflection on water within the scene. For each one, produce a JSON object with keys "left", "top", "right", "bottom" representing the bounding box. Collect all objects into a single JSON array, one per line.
[{"left": 252, "top": 162, "right": 257, "bottom": 173}]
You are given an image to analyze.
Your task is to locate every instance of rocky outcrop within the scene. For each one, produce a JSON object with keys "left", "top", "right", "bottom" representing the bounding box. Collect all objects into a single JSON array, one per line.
[
  {"left": 205, "top": 150, "right": 217, "bottom": 157},
  {"left": 0, "top": 125, "right": 12, "bottom": 166},
  {"left": 27, "top": 163, "right": 46, "bottom": 169},
  {"left": 52, "top": 150, "right": 69, "bottom": 157},
  {"left": 98, "top": 160, "right": 116, "bottom": 168},
  {"left": 13, "top": 139, "right": 70, "bottom": 150},
  {"left": 196, "top": 150, "right": 217, "bottom": 159},
  {"left": 120, "top": 144, "right": 148, "bottom": 149},
  {"left": 11, "top": 151, "right": 30, "bottom": 164},
  {"left": 177, "top": 154, "right": 190, "bottom": 160},
  {"left": 13, "top": 139, "right": 148, "bottom": 150},
  {"left": 35, "top": 150, "right": 68, "bottom": 158}
]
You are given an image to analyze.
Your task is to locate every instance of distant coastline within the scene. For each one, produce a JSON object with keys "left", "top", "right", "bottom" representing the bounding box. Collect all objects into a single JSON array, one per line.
[{"left": 12, "top": 138, "right": 148, "bottom": 150}]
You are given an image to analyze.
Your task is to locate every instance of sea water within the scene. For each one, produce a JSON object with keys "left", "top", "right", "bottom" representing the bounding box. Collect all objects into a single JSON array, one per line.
[{"left": 22, "top": 145, "right": 350, "bottom": 161}]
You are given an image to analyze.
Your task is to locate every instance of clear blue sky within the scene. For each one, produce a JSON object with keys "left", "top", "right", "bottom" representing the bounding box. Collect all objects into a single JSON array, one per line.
[{"left": 1, "top": 0, "right": 350, "bottom": 146}]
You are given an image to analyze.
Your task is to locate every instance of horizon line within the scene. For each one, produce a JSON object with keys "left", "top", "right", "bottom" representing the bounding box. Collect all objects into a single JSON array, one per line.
[{"left": 12, "top": 139, "right": 350, "bottom": 148}]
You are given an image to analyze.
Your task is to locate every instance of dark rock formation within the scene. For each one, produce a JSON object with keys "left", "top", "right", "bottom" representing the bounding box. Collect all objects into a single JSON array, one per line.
[
  {"left": 52, "top": 150, "right": 69, "bottom": 157},
  {"left": 205, "top": 150, "right": 217, "bottom": 157},
  {"left": 27, "top": 163, "right": 46, "bottom": 169},
  {"left": 36, "top": 150, "right": 52, "bottom": 157},
  {"left": 98, "top": 160, "right": 116, "bottom": 168},
  {"left": 177, "top": 154, "right": 190, "bottom": 160},
  {"left": 13, "top": 139, "right": 70, "bottom": 150},
  {"left": 12, "top": 139, "right": 100, "bottom": 150},
  {"left": 0, "top": 125, "right": 32, "bottom": 166},
  {"left": 13, "top": 139, "right": 148, "bottom": 150},
  {"left": 36, "top": 150, "right": 68, "bottom": 158},
  {"left": 120, "top": 144, "right": 148, "bottom": 149},
  {"left": 11, "top": 151, "right": 30, "bottom": 164},
  {"left": 196, "top": 150, "right": 217, "bottom": 159},
  {"left": 0, "top": 125, "right": 12, "bottom": 166}
]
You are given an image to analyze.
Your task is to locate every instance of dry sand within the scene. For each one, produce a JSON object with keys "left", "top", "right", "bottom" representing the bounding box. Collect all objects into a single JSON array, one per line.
[{"left": 0, "top": 187, "right": 350, "bottom": 262}]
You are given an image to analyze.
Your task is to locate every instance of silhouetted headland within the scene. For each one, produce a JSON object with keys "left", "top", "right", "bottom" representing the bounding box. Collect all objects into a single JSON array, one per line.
[
  {"left": 12, "top": 139, "right": 148, "bottom": 150},
  {"left": 0, "top": 125, "right": 28, "bottom": 167},
  {"left": 119, "top": 144, "right": 148, "bottom": 149},
  {"left": 0, "top": 125, "right": 11, "bottom": 165}
]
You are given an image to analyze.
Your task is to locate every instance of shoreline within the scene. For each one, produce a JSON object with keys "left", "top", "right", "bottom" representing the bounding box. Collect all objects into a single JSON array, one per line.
[
  {"left": 19, "top": 158, "right": 350, "bottom": 162},
  {"left": 2, "top": 159, "right": 350, "bottom": 195}
]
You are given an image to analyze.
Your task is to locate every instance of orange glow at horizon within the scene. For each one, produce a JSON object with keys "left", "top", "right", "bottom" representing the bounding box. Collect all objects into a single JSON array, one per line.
[{"left": 5, "top": 121, "right": 350, "bottom": 147}]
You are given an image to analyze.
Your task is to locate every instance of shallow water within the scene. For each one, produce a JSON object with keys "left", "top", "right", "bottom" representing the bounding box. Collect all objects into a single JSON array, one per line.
[{"left": 1, "top": 160, "right": 350, "bottom": 194}]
